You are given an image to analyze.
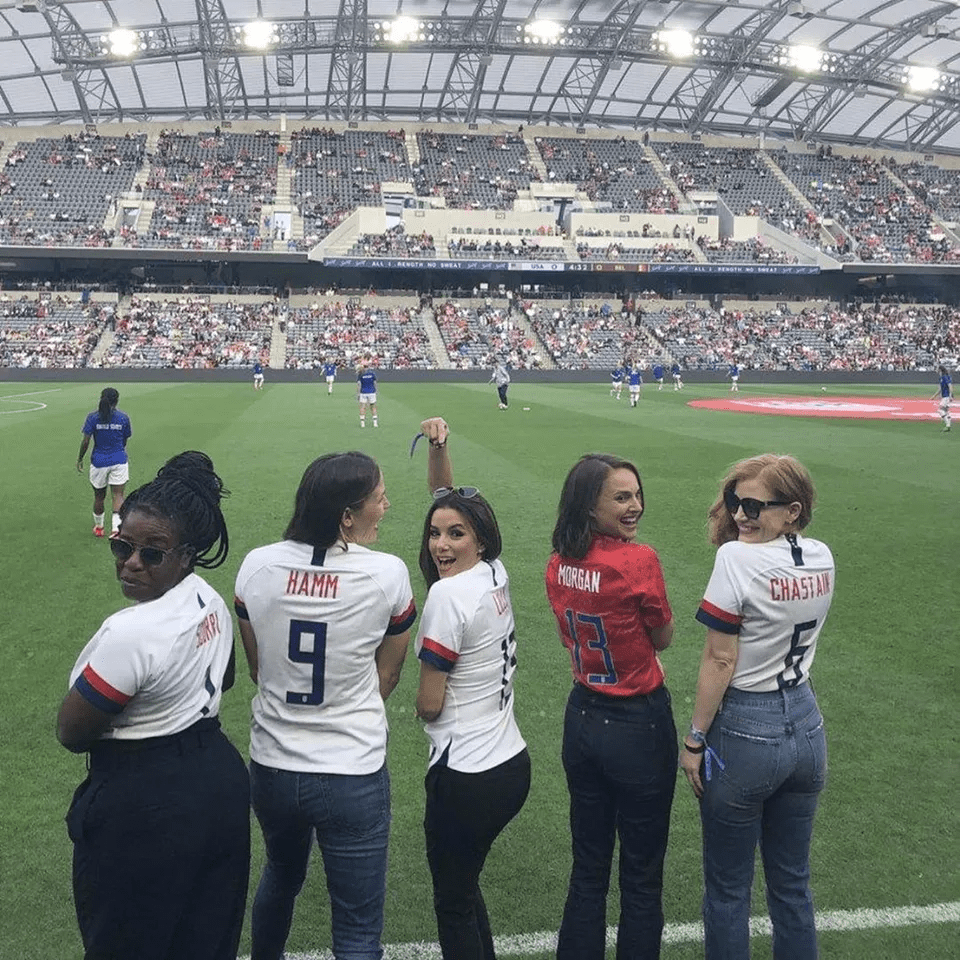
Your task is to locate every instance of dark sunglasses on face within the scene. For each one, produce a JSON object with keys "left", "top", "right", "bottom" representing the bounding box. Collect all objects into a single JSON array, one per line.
[
  {"left": 433, "top": 486, "right": 480, "bottom": 500},
  {"left": 109, "top": 537, "right": 184, "bottom": 567},
  {"left": 724, "top": 489, "right": 792, "bottom": 521}
]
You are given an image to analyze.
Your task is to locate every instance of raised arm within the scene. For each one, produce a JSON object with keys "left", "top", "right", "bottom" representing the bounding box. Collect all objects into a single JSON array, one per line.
[{"left": 420, "top": 417, "right": 453, "bottom": 492}]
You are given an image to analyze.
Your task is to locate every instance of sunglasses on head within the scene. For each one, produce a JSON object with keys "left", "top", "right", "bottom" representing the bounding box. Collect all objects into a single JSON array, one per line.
[
  {"left": 432, "top": 486, "right": 480, "bottom": 500},
  {"left": 109, "top": 537, "right": 183, "bottom": 567},
  {"left": 724, "top": 489, "right": 792, "bottom": 521}
]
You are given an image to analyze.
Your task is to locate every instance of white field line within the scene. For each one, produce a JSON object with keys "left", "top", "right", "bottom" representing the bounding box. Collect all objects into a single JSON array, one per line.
[
  {"left": 240, "top": 900, "right": 960, "bottom": 960},
  {"left": 0, "top": 387, "right": 61, "bottom": 414}
]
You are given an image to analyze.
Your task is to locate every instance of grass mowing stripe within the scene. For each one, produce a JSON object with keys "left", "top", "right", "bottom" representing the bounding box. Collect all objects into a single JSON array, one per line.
[{"left": 240, "top": 901, "right": 960, "bottom": 960}]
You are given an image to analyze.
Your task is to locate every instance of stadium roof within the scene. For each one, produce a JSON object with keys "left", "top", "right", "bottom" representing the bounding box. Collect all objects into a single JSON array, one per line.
[{"left": 2, "top": 0, "right": 960, "bottom": 154}]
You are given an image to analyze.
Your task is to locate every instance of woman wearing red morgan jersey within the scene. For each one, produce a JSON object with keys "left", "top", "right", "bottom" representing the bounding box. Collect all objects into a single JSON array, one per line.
[{"left": 546, "top": 454, "right": 677, "bottom": 960}]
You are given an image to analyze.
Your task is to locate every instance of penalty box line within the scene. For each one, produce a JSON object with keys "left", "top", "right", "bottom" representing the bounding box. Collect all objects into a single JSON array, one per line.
[{"left": 241, "top": 900, "right": 960, "bottom": 960}]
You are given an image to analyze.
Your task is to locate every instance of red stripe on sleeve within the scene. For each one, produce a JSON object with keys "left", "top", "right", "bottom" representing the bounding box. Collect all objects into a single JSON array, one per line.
[
  {"left": 81, "top": 664, "right": 132, "bottom": 706},
  {"left": 390, "top": 599, "right": 416, "bottom": 626},
  {"left": 700, "top": 599, "right": 742, "bottom": 626},
  {"left": 420, "top": 636, "right": 458, "bottom": 665}
]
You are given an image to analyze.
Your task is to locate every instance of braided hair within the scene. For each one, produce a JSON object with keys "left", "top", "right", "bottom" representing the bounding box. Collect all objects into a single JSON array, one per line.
[
  {"left": 98, "top": 387, "right": 120, "bottom": 423},
  {"left": 120, "top": 451, "right": 230, "bottom": 569}
]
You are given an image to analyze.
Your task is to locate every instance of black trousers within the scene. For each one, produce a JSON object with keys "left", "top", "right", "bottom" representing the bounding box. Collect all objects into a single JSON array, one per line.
[
  {"left": 424, "top": 749, "right": 531, "bottom": 960},
  {"left": 497, "top": 384, "right": 509, "bottom": 406},
  {"left": 67, "top": 718, "right": 251, "bottom": 960}
]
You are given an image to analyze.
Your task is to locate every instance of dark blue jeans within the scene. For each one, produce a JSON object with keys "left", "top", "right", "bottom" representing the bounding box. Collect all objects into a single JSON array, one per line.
[
  {"left": 250, "top": 760, "right": 391, "bottom": 960},
  {"left": 699, "top": 684, "right": 826, "bottom": 960},
  {"left": 557, "top": 683, "right": 678, "bottom": 960},
  {"left": 424, "top": 749, "right": 531, "bottom": 960},
  {"left": 67, "top": 719, "right": 251, "bottom": 960}
]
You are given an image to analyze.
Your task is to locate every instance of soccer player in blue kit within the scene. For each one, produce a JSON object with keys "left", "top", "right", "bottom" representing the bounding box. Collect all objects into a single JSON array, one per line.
[
  {"left": 357, "top": 362, "right": 379, "bottom": 427},
  {"left": 628, "top": 365, "right": 643, "bottom": 407},
  {"left": 77, "top": 387, "right": 132, "bottom": 537},
  {"left": 932, "top": 365, "right": 953, "bottom": 432},
  {"left": 253, "top": 361, "right": 265, "bottom": 390},
  {"left": 653, "top": 362, "right": 665, "bottom": 391},
  {"left": 728, "top": 362, "right": 740, "bottom": 392},
  {"left": 323, "top": 359, "right": 337, "bottom": 394},
  {"left": 610, "top": 365, "right": 624, "bottom": 400}
]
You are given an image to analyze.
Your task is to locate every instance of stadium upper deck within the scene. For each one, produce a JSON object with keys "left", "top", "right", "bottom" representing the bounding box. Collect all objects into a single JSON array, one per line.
[{"left": 3, "top": 122, "right": 960, "bottom": 271}]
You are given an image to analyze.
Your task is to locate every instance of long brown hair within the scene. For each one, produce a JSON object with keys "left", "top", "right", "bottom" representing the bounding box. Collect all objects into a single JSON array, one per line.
[{"left": 552, "top": 454, "right": 644, "bottom": 560}]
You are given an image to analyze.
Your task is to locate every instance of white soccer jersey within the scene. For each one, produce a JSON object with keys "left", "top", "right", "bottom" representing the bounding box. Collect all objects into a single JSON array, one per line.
[
  {"left": 696, "top": 534, "right": 835, "bottom": 692},
  {"left": 235, "top": 539, "right": 416, "bottom": 774},
  {"left": 69, "top": 574, "right": 234, "bottom": 739},
  {"left": 415, "top": 559, "right": 526, "bottom": 773}
]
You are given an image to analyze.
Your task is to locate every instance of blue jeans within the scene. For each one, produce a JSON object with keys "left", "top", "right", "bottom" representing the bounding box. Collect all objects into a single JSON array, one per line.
[
  {"left": 250, "top": 760, "right": 391, "bottom": 960},
  {"left": 699, "top": 684, "right": 827, "bottom": 960},
  {"left": 557, "top": 683, "right": 678, "bottom": 960}
]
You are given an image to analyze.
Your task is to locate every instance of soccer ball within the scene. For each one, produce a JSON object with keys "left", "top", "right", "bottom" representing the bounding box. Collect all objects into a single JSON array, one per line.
[{"left": 821, "top": 386, "right": 827, "bottom": 392}]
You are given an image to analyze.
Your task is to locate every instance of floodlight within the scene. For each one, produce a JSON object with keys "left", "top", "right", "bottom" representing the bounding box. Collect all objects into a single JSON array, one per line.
[
  {"left": 108, "top": 28, "right": 138, "bottom": 58},
  {"left": 525, "top": 20, "right": 563, "bottom": 43},
  {"left": 243, "top": 20, "right": 277, "bottom": 49},
  {"left": 386, "top": 16, "right": 421, "bottom": 44},
  {"left": 906, "top": 65, "right": 940, "bottom": 92},
  {"left": 655, "top": 29, "right": 694, "bottom": 59},
  {"left": 789, "top": 45, "right": 823, "bottom": 73}
]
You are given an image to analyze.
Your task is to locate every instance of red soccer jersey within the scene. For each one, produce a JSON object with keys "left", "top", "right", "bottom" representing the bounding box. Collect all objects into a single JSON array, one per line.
[{"left": 546, "top": 535, "right": 672, "bottom": 696}]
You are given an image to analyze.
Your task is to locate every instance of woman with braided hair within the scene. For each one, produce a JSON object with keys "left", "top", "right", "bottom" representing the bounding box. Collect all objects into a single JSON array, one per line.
[{"left": 57, "top": 451, "right": 251, "bottom": 960}]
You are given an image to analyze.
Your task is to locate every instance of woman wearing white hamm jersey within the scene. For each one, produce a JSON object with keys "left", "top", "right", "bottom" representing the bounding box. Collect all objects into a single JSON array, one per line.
[
  {"left": 414, "top": 418, "right": 530, "bottom": 960},
  {"left": 235, "top": 451, "right": 416, "bottom": 960},
  {"left": 680, "top": 454, "right": 835, "bottom": 960}
]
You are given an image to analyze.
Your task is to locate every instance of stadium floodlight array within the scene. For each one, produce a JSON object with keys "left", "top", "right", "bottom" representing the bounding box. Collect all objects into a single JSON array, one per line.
[
  {"left": 904, "top": 65, "right": 942, "bottom": 93},
  {"left": 242, "top": 21, "right": 279, "bottom": 50},
  {"left": 653, "top": 29, "right": 695, "bottom": 59}
]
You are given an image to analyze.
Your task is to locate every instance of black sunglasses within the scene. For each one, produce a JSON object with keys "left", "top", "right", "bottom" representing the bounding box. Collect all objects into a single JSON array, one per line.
[
  {"left": 109, "top": 537, "right": 184, "bottom": 567},
  {"left": 432, "top": 486, "right": 480, "bottom": 500},
  {"left": 724, "top": 489, "right": 792, "bottom": 521}
]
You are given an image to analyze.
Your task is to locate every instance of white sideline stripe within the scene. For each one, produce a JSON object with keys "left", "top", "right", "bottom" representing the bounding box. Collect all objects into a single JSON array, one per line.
[{"left": 239, "top": 900, "right": 960, "bottom": 960}]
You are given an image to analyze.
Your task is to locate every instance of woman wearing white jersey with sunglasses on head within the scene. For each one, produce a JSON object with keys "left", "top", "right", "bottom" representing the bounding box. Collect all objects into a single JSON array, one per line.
[
  {"left": 681, "top": 454, "right": 835, "bottom": 960},
  {"left": 413, "top": 417, "right": 530, "bottom": 960}
]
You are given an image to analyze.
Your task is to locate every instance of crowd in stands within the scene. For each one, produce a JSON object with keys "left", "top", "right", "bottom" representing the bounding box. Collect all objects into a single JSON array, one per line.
[
  {"left": 101, "top": 297, "right": 275, "bottom": 369},
  {"left": 576, "top": 242, "right": 695, "bottom": 263},
  {"left": 0, "top": 287, "right": 955, "bottom": 371},
  {"left": 642, "top": 301, "right": 957, "bottom": 371},
  {"left": 285, "top": 301, "right": 432, "bottom": 369},
  {"left": 414, "top": 133, "right": 541, "bottom": 209},
  {"left": 448, "top": 237, "right": 566, "bottom": 260},
  {"left": 0, "top": 296, "right": 109, "bottom": 368},
  {"left": 4, "top": 127, "right": 960, "bottom": 263},
  {"left": 292, "top": 128, "right": 411, "bottom": 246},
  {"left": 433, "top": 300, "right": 542, "bottom": 369},
  {"left": 136, "top": 129, "right": 278, "bottom": 251},
  {"left": 0, "top": 131, "right": 144, "bottom": 247},
  {"left": 348, "top": 225, "right": 436, "bottom": 258},
  {"left": 536, "top": 136, "right": 678, "bottom": 213},
  {"left": 527, "top": 302, "right": 646, "bottom": 369},
  {"left": 698, "top": 237, "right": 799, "bottom": 264}
]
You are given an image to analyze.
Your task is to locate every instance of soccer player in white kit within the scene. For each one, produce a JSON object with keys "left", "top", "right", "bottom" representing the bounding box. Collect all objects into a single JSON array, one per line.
[
  {"left": 235, "top": 451, "right": 415, "bottom": 960},
  {"left": 414, "top": 418, "right": 530, "bottom": 960},
  {"left": 680, "top": 455, "right": 835, "bottom": 960}
]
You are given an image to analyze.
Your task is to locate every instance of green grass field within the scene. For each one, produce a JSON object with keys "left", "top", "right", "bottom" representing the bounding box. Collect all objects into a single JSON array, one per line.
[{"left": 1, "top": 378, "right": 957, "bottom": 960}]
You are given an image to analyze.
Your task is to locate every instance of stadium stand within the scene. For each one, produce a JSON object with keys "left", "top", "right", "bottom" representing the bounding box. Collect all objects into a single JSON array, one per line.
[
  {"left": 100, "top": 296, "right": 275, "bottom": 368},
  {"left": 0, "top": 132, "right": 145, "bottom": 247},
  {"left": 285, "top": 300, "right": 433, "bottom": 369},
  {"left": 414, "top": 132, "right": 541, "bottom": 209}
]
